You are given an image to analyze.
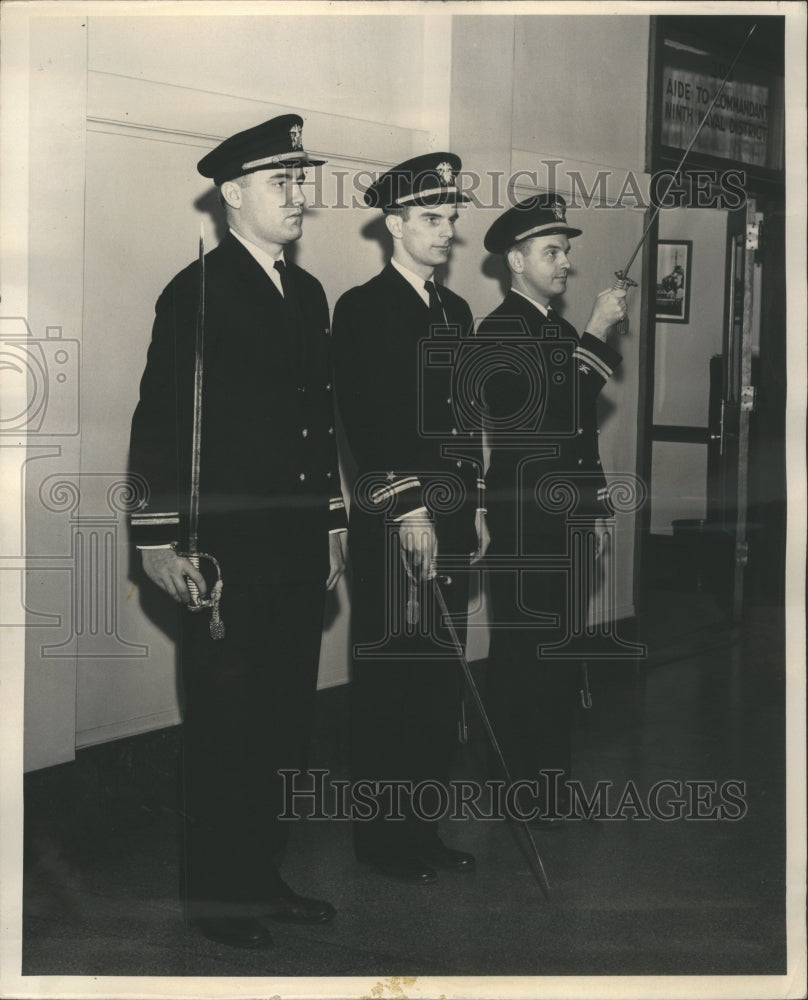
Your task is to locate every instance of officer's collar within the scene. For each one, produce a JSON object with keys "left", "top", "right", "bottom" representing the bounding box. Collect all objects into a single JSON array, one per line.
[{"left": 511, "top": 287, "right": 550, "bottom": 317}]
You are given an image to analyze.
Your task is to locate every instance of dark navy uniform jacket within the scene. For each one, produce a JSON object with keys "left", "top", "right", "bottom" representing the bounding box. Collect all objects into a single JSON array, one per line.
[
  {"left": 129, "top": 231, "right": 346, "bottom": 585},
  {"left": 480, "top": 289, "right": 621, "bottom": 556},
  {"left": 332, "top": 262, "right": 481, "bottom": 556}
]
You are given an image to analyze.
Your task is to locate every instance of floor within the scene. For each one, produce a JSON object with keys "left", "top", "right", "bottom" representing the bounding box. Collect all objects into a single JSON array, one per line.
[{"left": 21, "top": 592, "right": 787, "bottom": 983}]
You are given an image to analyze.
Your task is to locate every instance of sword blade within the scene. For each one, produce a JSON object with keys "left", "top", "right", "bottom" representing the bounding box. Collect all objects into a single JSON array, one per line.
[
  {"left": 188, "top": 223, "right": 206, "bottom": 555},
  {"left": 433, "top": 578, "right": 552, "bottom": 896},
  {"left": 619, "top": 23, "right": 757, "bottom": 282}
]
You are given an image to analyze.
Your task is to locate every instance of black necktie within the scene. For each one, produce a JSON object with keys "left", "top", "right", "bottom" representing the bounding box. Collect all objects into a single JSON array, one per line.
[
  {"left": 424, "top": 279, "right": 447, "bottom": 327},
  {"left": 274, "top": 259, "right": 305, "bottom": 367},
  {"left": 273, "top": 258, "right": 294, "bottom": 305}
]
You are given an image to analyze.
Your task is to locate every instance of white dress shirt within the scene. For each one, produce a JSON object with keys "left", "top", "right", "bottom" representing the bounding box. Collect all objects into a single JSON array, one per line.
[
  {"left": 391, "top": 257, "right": 432, "bottom": 307},
  {"left": 511, "top": 287, "right": 550, "bottom": 317},
  {"left": 230, "top": 228, "right": 285, "bottom": 295}
]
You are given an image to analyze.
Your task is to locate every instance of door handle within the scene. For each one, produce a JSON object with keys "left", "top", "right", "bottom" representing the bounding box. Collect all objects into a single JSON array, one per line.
[{"left": 716, "top": 399, "right": 725, "bottom": 456}]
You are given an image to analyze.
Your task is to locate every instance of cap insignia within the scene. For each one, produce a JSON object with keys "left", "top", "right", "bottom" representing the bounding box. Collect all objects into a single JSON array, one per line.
[
  {"left": 290, "top": 123, "right": 303, "bottom": 151},
  {"left": 436, "top": 161, "right": 455, "bottom": 186},
  {"left": 550, "top": 201, "right": 566, "bottom": 222}
]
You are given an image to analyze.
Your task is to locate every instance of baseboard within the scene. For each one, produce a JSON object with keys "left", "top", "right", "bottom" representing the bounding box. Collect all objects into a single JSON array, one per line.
[{"left": 75, "top": 708, "right": 182, "bottom": 751}]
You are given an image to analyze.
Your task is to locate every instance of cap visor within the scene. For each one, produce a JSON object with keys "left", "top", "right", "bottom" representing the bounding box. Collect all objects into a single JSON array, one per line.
[{"left": 392, "top": 191, "right": 470, "bottom": 209}]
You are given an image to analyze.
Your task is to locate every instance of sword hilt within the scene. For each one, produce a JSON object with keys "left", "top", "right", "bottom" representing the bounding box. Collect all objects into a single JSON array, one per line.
[
  {"left": 184, "top": 551, "right": 225, "bottom": 640},
  {"left": 612, "top": 271, "right": 637, "bottom": 336}
]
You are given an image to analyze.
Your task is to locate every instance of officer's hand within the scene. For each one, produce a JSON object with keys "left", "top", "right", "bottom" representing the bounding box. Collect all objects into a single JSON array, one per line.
[
  {"left": 326, "top": 531, "right": 347, "bottom": 591},
  {"left": 584, "top": 287, "right": 627, "bottom": 339},
  {"left": 141, "top": 548, "right": 207, "bottom": 605},
  {"left": 398, "top": 511, "right": 438, "bottom": 580},
  {"left": 471, "top": 508, "right": 490, "bottom": 564}
]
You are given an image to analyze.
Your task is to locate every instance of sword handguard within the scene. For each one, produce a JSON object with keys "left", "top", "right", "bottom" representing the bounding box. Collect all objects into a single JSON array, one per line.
[
  {"left": 613, "top": 270, "right": 638, "bottom": 290},
  {"left": 183, "top": 551, "right": 225, "bottom": 640}
]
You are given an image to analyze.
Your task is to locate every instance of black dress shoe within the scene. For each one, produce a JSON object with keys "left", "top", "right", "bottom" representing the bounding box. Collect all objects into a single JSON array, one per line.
[
  {"left": 262, "top": 889, "right": 336, "bottom": 924},
  {"left": 194, "top": 916, "right": 273, "bottom": 949},
  {"left": 417, "top": 840, "right": 476, "bottom": 872},
  {"left": 358, "top": 853, "right": 438, "bottom": 884}
]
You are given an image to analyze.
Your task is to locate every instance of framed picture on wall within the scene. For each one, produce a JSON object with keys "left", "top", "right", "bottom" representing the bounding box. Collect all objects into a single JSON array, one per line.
[{"left": 655, "top": 239, "right": 692, "bottom": 324}]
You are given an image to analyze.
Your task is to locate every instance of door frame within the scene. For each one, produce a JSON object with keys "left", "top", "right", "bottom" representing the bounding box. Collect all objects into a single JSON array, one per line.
[{"left": 634, "top": 15, "right": 785, "bottom": 623}]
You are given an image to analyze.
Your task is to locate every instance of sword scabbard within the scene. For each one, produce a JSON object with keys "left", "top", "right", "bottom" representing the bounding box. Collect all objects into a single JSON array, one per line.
[{"left": 185, "top": 224, "right": 225, "bottom": 641}]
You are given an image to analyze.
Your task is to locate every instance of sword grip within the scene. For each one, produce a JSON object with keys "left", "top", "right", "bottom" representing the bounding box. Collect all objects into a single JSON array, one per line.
[
  {"left": 186, "top": 554, "right": 206, "bottom": 608},
  {"left": 183, "top": 552, "right": 226, "bottom": 640},
  {"left": 612, "top": 271, "right": 637, "bottom": 336}
]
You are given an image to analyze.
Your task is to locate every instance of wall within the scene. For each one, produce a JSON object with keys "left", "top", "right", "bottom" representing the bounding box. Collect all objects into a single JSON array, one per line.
[
  {"left": 654, "top": 210, "right": 728, "bottom": 425},
  {"left": 18, "top": 10, "right": 439, "bottom": 768},
  {"left": 87, "top": 15, "right": 428, "bottom": 133},
  {"left": 18, "top": 17, "right": 88, "bottom": 770},
  {"left": 650, "top": 207, "right": 728, "bottom": 533},
  {"left": 449, "top": 14, "right": 650, "bottom": 624},
  {"left": 13, "top": 9, "right": 653, "bottom": 770}
]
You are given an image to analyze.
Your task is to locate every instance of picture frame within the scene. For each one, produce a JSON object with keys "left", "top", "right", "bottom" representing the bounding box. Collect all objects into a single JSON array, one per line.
[{"left": 655, "top": 238, "right": 693, "bottom": 324}]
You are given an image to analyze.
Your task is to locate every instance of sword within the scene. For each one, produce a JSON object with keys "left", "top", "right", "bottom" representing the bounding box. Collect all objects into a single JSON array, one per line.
[
  {"left": 182, "top": 222, "right": 225, "bottom": 640},
  {"left": 433, "top": 576, "right": 552, "bottom": 897},
  {"left": 612, "top": 24, "right": 757, "bottom": 334}
]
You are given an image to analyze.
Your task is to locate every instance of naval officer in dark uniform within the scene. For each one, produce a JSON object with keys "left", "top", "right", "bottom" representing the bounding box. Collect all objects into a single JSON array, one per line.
[
  {"left": 332, "top": 155, "right": 486, "bottom": 883},
  {"left": 480, "top": 194, "right": 625, "bottom": 818},
  {"left": 129, "top": 115, "right": 347, "bottom": 948}
]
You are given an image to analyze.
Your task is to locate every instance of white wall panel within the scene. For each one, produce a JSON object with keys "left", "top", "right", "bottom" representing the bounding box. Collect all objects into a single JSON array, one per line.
[
  {"left": 654, "top": 208, "right": 727, "bottom": 427},
  {"left": 87, "top": 14, "right": 426, "bottom": 132},
  {"left": 513, "top": 15, "right": 649, "bottom": 172},
  {"left": 21, "top": 16, "right": 89, "bottom": 771}
]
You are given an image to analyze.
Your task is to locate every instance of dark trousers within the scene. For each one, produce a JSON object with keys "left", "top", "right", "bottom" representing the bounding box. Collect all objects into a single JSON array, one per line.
[
  {"left": 179, "top": 580, "right": 325, "bottom": 917},
  {"left": 486, "top": 562, "right": 578, "bottom": 803},
  {"left": 349, "top": 519, "right": 467, "bottom": 858}
]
